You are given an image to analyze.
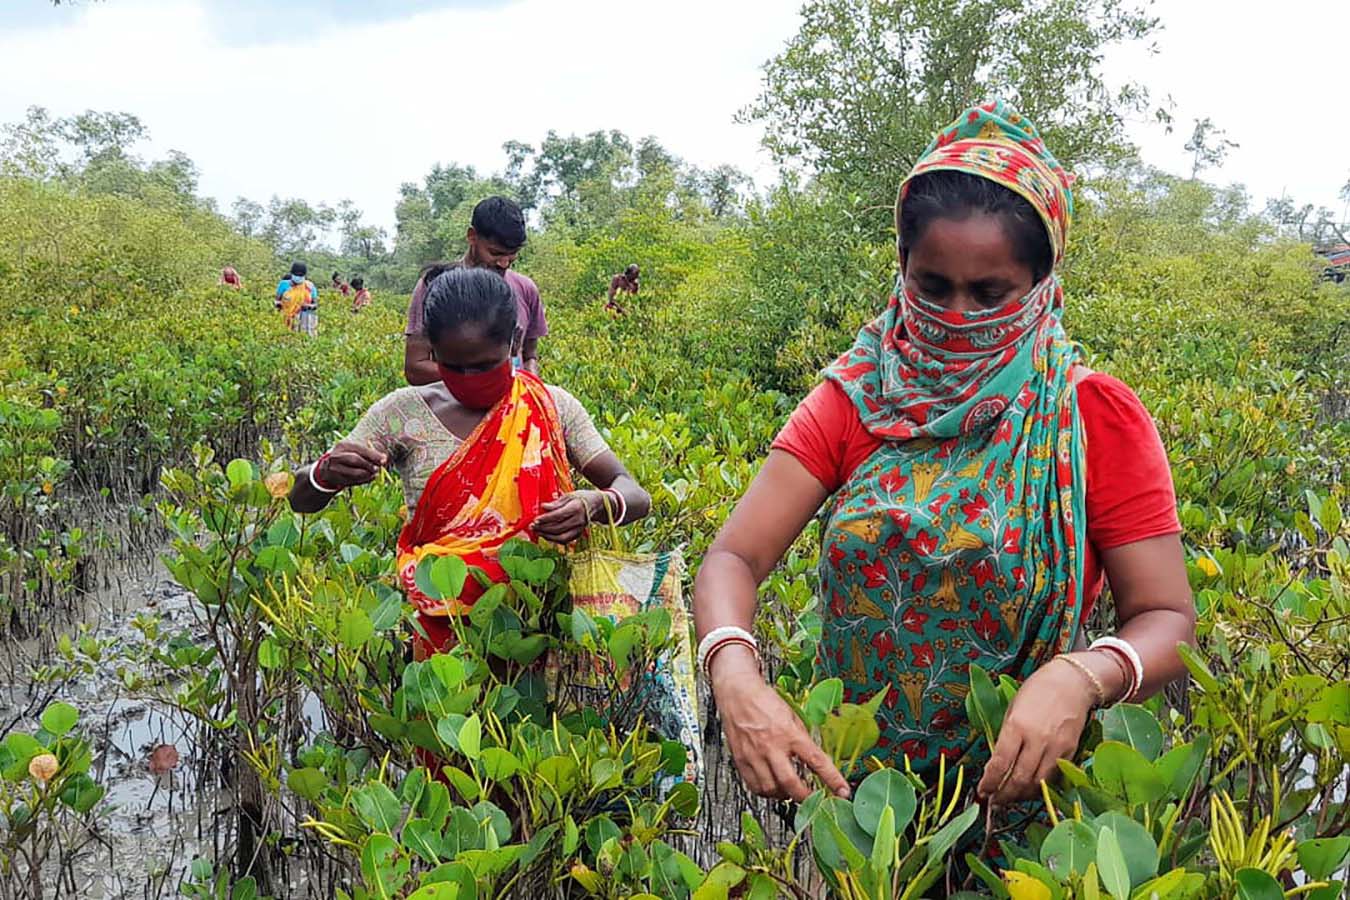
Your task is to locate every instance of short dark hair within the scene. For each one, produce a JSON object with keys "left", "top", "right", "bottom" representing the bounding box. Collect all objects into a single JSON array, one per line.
[
  {"left": 423, "top": 267, "right": 517, "bottom": 346},
  {"left": 625, "top": 264, "right": 640, "bottom": 277},
  {"left": 898, "top": 171, "right": 1052, "bottom": 283},
  {"left": 290, "top": 261, "right": 308, "bottom": 278},
  {"left": 470, "top": 196, "right": 527, "bottom": 249},
  {"left": 332, "top": 271, "right": 342, "bottom": 281},
  {"left": 350, "top": 276, "right": 364, "bottom": 290}
]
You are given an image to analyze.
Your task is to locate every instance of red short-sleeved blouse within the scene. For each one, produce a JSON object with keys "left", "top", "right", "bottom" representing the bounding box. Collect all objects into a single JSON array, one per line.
[{"left": 772, "top": 372, "right": 1181, "bottom": 608}]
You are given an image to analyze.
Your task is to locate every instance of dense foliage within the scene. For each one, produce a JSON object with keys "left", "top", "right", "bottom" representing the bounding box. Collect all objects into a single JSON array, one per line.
[{"left": 0, "top": 53, "right": 1348, "bottom": 900}]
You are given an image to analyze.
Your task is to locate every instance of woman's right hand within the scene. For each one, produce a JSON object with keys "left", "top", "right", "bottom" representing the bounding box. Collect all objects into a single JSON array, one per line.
[
  {"left": 711, "top": 645, "right": 851, "bottom": 803},
  {"left": 319, "top": 441, "right": 388, "bottom": 489}
]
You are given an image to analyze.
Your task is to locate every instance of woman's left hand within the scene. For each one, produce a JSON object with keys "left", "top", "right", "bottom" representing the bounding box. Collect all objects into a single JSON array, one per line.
[
  {"left": 976, "top": 657, "right": 1096, "bottom": 806},
  {"left": 534, "top": 491, "right": 602, "bottom": 544}
]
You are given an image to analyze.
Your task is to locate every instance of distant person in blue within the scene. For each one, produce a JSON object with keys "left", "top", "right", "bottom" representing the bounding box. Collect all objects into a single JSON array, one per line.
[{"left": 275, "top": 261, "right": 319, "bottom": 335}]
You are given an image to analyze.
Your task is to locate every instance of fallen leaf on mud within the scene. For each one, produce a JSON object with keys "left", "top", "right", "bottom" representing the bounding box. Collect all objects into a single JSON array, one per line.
[{"left": 148, "top": 743, "right": 179, "bottom": 774}]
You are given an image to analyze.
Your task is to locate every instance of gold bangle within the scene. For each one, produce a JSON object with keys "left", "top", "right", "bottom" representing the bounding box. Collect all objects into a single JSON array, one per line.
[{"left": 1055, "top": 654, "right": 1106, "bottom": 708}]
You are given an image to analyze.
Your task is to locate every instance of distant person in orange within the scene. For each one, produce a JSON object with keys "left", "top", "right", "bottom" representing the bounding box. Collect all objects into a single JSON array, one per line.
[
  {"left": 605, "top": 264, "right": 640, "bottom": 315},
  {"left": 351, "top": 276, "right": 371, "bottom": 311},
  {"left": 219, "top": 266, "right": 242, "bottom": 290},
  {"left": 332, "top": 271, "right": 352, "bottom": 297}
]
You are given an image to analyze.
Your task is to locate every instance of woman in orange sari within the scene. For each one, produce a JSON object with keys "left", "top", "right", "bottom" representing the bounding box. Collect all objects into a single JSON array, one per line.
[{"left": 289, "top": 267, "right": 651, "bottom": 654}]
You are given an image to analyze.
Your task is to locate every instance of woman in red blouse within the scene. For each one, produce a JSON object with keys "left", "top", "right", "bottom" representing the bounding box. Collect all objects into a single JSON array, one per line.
[{"left": 693, "top": 102, "right": 1195, "bottom": 813}]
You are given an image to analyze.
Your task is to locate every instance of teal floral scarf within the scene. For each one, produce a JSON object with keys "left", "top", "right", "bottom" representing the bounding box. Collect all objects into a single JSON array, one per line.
[{"left": 817, "top": 101, "right": 1085, "bottom": 775}]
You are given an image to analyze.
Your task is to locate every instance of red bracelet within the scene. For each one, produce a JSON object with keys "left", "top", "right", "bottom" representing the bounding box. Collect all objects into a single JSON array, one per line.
[
  {"left": 311, "top": 453, "right": 339, "bottom": 493},
  {"left": 702, "top": 636, "right": 759, "bottom": 678},
  {"left": 1092, "top": 645, "right": 1136, "bottom": 702}
]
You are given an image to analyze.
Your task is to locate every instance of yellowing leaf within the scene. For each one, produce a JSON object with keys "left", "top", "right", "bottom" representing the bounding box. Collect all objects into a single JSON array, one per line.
[{"left": 1004, "top": 870, "right": 1052, "bottom": 900}]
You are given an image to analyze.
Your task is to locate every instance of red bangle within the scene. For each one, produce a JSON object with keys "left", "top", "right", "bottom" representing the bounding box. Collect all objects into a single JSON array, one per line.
[
  {"left": 1092, "top": 645, "right": 1136, "bottom": 702},
  {"left": 703, "top": 637, "right": 759, "bottom": 677},
  {"left": 311, "top": 453, "right": 339, "bottom": 493}
]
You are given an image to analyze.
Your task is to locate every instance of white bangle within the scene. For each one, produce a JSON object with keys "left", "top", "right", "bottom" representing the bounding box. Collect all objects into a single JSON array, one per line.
[
  {"left": 1089, "top": 637, "right": 1143, "bottom": 701},
  {"left": 697, "top": 625, "right": 758, "bottom": 674},
  {"left": 307, "top": 460, "right": 339, "bottom": 494},
  {"left": 604, "top": 488, "right": 627, "bottom": 524}
]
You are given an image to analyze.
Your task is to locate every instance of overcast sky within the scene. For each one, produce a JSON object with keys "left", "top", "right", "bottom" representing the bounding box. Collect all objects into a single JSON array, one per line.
[{"left": 2, "top": 0, "right": 1346, "bottom": 234}]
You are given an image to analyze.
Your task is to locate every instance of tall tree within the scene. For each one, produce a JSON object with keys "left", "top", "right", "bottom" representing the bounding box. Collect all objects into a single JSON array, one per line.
[
  {"left": 336, "top": 199, "right": 388, "bottom": 263},
  {"left": 1184, "top": 117, "right": 1238, "bottom": 180},
  {"left": 742, "top": 0, "right": 1159, "bottom": 213}
]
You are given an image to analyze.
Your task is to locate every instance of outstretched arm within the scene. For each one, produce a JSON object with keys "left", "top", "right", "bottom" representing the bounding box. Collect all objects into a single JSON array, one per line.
[
  {"left": 978, "top": 533, "right": 1195, "bottom": 805},
  {"left": 695, "top": 449, "right": 850, "bottom": 802}
]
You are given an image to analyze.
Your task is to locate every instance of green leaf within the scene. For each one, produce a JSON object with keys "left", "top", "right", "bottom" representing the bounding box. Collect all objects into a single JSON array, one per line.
[
  {"left": 1297, "top": 837, "right": 1350, "bottom": 881},
  {"left": 1308, "top": 683, "right": 1350, "bottom": 726},
  {"left": 287, "top": 767, "right": 329, "bottom": 802},
  {"left": 431, "top": 555, "right": 468, "bottom": 601},
  {"left": 467, "top": 583, "right": 506, "bottom": 628},
  {"left": 1040, "top": 819, "right": 1097, "bottom": 879},
  {"left": 352, "top": 782, "right": 403, "bottom": 833},
  {"left": 40, "top": 702, "right": 78, "bottom": 738},
  {"left": 667, "top": 781, "right": 699, "bottom": 818},
  {"left": 337, "top": 609, "right": 374, "bottom": 649},
  {"left": 805, "top": 678, "right": 844, "bottom": 727},
  {"left": 360, "top": 833, "right": 407, "bottom": 895},
  {"left": 1233, "top": 868, "right": 1284, "bottom": 900},
  {"left": 1154, "top": 736, "right": 1207, "bottom": 799},
  {"left": 926, "top": 803, "right": 979, "bottom": 864},
  {"left": 562, "top": 815, "right": 579, "bottom": 856},
  {"left": 1174, "top": 643, "right": 1219, "bottom": 694},
  {"left": 457, "top": 715, "right": 481, "bottom": 761},
  {"left": 820, "top": 703, "right": 880, "bottom": 764},
  {"left": 58, "top": 773, "right": 104, "bottom": 814},
  {"left": 853, "top": 768, "right": 917, "bottom": 836},
  {"left": 403, "top": 817, "right": 445, "bottom": 865},
  {"left": 590, "top": 758, "right": 622, "bottom": 792},
  {"left": 406, "top": 884, "right": 459, "bottom": 900},
  {"left": 1099, "top": 705, "right": 1164, "bottom": 761},
  {"left": 869, "top": 804, "right": 896, "bottom": 873},
  {"left": 585, "top": 815, "right": 622, "bottom": 854},
  {"left": 1091, "top": 812, "right": 1157, "bottom": 887},
  {"left": 1090, "top": 741, "right": 1167, "bottom": 806},
  {"left": 226, "top": 458, "right": 253, "bottom": 488},
  {"left": 477, "top": 748, "right": 519, "bottom": 782},
  {"left": 969, "top": 664, "right": 1006, "bottom": 743},
  {"left": 1095, "top": 827, "right": 1130, "bottom": 900}
]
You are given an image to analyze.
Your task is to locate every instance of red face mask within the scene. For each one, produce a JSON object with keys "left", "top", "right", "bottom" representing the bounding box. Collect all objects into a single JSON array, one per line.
[{"left": 439, "top": 359, "right": 515, "bottom": 409}]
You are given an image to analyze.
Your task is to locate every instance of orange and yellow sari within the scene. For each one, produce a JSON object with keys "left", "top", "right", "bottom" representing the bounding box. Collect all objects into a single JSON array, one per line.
[{"left": 396, "top": 371, "right": 573, "bottom": 656}]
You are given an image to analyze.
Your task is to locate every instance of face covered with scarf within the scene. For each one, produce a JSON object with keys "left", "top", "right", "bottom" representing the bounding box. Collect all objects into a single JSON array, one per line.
[{"left": 817, "top": 101, "right": 1086, "bottom": 775}]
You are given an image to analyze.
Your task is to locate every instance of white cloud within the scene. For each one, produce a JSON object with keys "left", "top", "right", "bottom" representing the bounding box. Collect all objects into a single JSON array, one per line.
[
  {"left": 1104, "top": 0, "right": 1350, "bottom": 213},
  {"left": 2, "top": 0, "right": 1346, "bottom": 239},
  {"left": 0, "top": 0, "right": 801, "bottom": 232}
]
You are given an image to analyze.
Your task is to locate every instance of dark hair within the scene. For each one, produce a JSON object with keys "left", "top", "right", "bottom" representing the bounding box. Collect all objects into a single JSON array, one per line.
[
  {"left": 290, "top": 261, "right": 308, "bottom": 278},
  {"left": 423, "top": 267, "right": 517, "bottom": 346},
  {"left": 417, "top": 260, "right": 460, "bottom": 289},
  {"left": 350, "top": 276, "right": 364, "bottom": 290},
  {"left": 625, "top": 264, "right": 640, "bottom": 277},
  {"left": 470, "top": 196, "right": 527, "bottom": 249},
  {"left": 897, "top": 171, "right": 1052, "bottom": 283},
  {"left": 332, "top": 271, "right": 342, "bottom": 281}
]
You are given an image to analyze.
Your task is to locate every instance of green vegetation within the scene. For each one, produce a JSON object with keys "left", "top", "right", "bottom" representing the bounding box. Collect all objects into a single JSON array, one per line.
[{"left": 0, "top": 4, "right": 1348, "bottom": 896}]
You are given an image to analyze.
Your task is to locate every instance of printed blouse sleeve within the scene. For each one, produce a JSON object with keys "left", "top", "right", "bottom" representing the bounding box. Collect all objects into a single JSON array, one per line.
[
  {"left": 550, "top": 386, "right": 610, "bottom": 470},
  {"left": 1079, "top": 374, "right": 1182, "bottom": 551},
  {"left": 341, "top": 392, "right": 398, "bottom": 457}
]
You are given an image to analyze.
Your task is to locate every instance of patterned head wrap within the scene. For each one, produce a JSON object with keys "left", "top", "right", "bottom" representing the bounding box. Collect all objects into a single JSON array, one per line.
[
  {"left": 898, "top": 99, "right": 1074, "bottom": 268},
  {"left": 816, "top": 103, "right": 1089, "bottom": 782}
]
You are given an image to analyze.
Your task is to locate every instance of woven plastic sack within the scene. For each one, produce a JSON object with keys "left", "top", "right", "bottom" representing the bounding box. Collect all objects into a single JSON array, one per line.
[{"left": 547, "top": 546, "right": 701, "bottom": 789}]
